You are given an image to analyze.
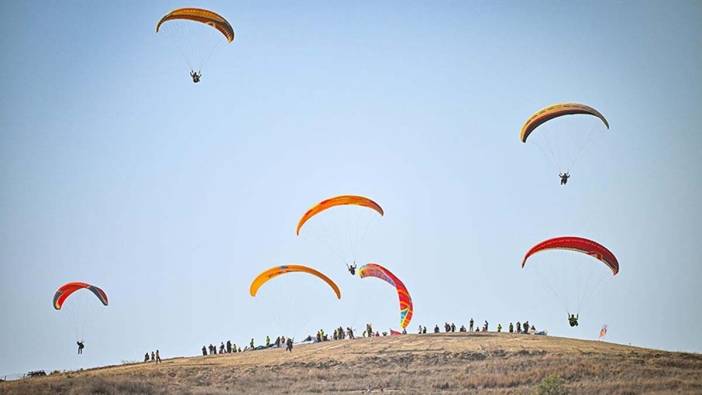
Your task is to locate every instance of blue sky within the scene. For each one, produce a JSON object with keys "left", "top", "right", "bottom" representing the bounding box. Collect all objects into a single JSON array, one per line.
[{"left": 1, "top": 1, "right": 701, "bottom": 375}]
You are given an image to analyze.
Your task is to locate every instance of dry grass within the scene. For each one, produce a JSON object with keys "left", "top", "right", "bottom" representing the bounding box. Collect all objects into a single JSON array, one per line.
[{"left": 3, "top": 333, "right": 701, "bottom": 394}]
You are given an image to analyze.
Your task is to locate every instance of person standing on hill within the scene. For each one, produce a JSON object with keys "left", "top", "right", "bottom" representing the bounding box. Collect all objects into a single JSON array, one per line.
[
  {"left": 250, "top": 338, "right": 255, "bottom": 349},
  {"left": 156, "top": 350, "right": 161, "bottom": 363},
  {"left": 201, "top": 346, "right": 207, "bottom": 356},
  {"left": 469, "top": 318, "right": 474, "bottom": 332},
  {"left": 434, "top": 324, "right": 440, "bottom": 333},
  {"left": 286, "top": 337, "right": 293, "bottom": 352},
  {"left": 516, "top": 322, "right": 521, "bottom": 333},
  {"left": 227, "top": 340, "right": 232, "bottom": 353},
  {"left": 509, "top": 323, "right": 514, "bottom": 333},
  {"left": 497, "top": 323, "right": 502, "bottom": 333},
  {"left": 150, "top": 351, "right": 155, "bottom": 362},
  {"left": 145, "top": 352, "right": 150, "bottom": 362}
]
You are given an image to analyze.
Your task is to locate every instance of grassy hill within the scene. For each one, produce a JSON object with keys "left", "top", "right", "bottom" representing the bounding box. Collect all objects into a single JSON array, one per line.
[{"left": 3, "top": 332, "right": 701, "bottom": 394}]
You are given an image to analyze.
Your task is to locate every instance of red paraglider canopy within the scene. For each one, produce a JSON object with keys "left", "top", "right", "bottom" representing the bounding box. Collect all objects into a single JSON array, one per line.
[
  {"left": 53, "top": 282, "right": 109, "bottom": 310},
  {"left": 521, "top": 236, "right": 619, "bottom": 275}
]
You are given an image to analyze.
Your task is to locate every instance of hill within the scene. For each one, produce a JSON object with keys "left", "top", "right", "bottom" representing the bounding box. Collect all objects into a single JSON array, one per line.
[{"left": 2, "top": 332, "right": 701, "bottom": 394}]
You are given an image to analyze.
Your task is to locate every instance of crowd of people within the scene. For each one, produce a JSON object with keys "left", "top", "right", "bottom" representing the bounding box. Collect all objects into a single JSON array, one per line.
[
  {"left": 417, "top": 319, "right": 539, "bottom": 335},
  {"left": 201, "top": 336, "right": 295, "bottom": 356},
  {"left": 193, "top": 319, "right": 544, "bottom": 359}
]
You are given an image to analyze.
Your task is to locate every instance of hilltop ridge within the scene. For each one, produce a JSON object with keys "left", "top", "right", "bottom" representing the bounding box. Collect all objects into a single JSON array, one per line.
[{"left": 3, "top": 332, "right": 701, "bottom": 394}]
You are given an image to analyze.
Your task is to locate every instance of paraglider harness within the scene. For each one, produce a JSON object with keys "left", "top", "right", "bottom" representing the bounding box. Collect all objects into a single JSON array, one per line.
[
  {"left": 347, "top": 262, "right": 357, "bottom": 276},
  {"left": 190, "top": 70, "right": 201, "bottom": 83},
  {"left": 568, "top": 314, "right": 579, "bottom": 327},
  {"left": 559, "top": 172, "right": 570, "bottom": 185},
  {"left": 77, "top": 340, "right": 85, "bottom": 354}
]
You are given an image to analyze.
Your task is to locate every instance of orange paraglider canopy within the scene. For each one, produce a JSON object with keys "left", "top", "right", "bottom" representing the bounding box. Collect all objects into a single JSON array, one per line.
[
  {"left": 250, "top": 265, "right": 341, "bottom": 299},
  {"left": 296, "top": 195, "right": 384, "bottom": 235},
  {"left": 520, "top": 103, "right": 609, "bottom": 143},
  {"left": 156, "top": 8, "right": 235, "bottom": 43}
]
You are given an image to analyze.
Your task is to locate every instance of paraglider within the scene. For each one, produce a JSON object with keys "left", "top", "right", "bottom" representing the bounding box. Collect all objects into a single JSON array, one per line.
[
  {"left": 156, "top": 8, "right": 235, "bottom": 83},
  {"left": 522, "top": 236, "right": 619, "bottom": 327},
  {"left": 520, "top": 103, "right": 610, "bottom": 184},
  {"left": 295, "top": 195, "right": 384, "bottom": 269},
  {"left": 357, "top": 263, "right": 413, "bottom": 329},
  {"left": 250, "top": 265, "right": 341, "bottom": 299},
  {"left": 53, "top": 282, "right": 108, "bottom": 353}
]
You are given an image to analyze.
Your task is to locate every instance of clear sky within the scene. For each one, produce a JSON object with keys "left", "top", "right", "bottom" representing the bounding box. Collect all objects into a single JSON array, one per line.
[{"left": 1, "top": 1, "right": 701, "bottom": 376}]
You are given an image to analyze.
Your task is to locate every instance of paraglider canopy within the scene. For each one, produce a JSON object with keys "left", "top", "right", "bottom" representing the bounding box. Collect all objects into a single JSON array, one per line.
[
  {"left": 519, "top": 103, "right": 609, "bottom": 143},
  {"left": 296, "top": 195, "right": 384, "bottom": 236},
  {"left": 53, "top": 282, "right": 108, "bottom": 310},
  {"left": 250, "top": 265, "right": 341, "bottom": 299},
  {"left": 521, "top": 236, "right": 619, "bottom": 275},
  {"left": 358, "top": 263, "right": 413, "bottom": 329},
  {"left": 156, "top": 8, "right": 235, "bottom": 43}
]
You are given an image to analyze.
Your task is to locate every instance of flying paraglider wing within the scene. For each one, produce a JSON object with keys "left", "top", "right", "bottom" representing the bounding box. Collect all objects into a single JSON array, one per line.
[
  {"left": 520, "top": 103, "right": 609, "bottom": 143},
  {"left": 521, "top": 236, "right": 619, "bottom": 275},
  {"left": 358, "top": 263, "right": 413, "bottom": 328},
  {"left": 250, "top": 265, "right": 341, "bottom": 299},
  {"left": 296, "top": 195, "right": 384, "bottom": 235},
  {"left": 156, "top": 8, "right": 235, "bottom": 43},
  {"left": 53, "top": 282, "right": 109, "bottom": 310}
]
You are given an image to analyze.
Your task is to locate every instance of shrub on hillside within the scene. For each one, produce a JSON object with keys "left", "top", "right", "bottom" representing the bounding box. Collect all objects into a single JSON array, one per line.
[{"left": 535, "top": 374, "right": 567, "bottom": 395}]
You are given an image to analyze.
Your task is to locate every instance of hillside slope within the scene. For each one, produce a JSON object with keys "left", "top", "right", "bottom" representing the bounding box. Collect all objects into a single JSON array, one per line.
[{"left": 3, "top": 333, "right": 701, "bottom": 394}]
